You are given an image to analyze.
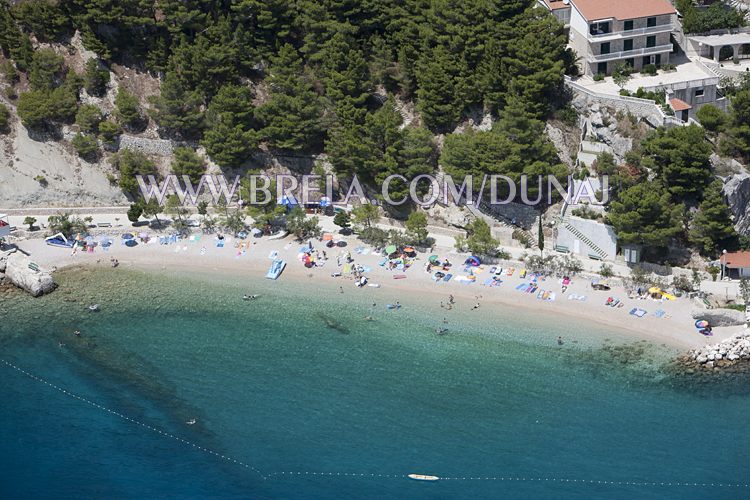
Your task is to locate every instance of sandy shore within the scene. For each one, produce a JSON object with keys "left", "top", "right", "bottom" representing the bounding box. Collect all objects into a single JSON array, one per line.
[{"left": 13, "top": 226, "right": 745, "bottom": 351}]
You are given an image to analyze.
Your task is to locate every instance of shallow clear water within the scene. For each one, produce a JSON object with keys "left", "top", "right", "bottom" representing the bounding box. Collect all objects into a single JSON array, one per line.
[{"left": 1, "top": 267, "right": 749, "bottom": 499}]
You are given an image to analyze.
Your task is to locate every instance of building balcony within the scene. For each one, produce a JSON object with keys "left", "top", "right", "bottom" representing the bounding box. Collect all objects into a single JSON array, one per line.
[
  {"left": 588, "top": 44, "right": 673, "bottom": 63},
  {"left": 588, "top": 23, "right": 673, "bottom": 41}
]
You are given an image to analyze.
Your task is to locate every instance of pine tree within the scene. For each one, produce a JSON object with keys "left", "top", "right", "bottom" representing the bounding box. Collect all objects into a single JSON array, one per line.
[
  {"left": 83, "top": 59, "right": 110, "bottom": 97},
  {"left": 255, "top": 44, "right": 323, "bottom": 150},
  {"left": 689, "top": 180, "right": 737, "bottom": 257},
  {"left": 416, "top": 45, "right": 461, "bottom": 132},
  {"left": 114, "top": 88, "right": 143, "bottom": 131},
  {"left": 148, "top": 70, "right": 204, "bottom": 139},
  {"left": 608, "top": 183, "right": 684, "bottom": 250},
  {"left": 171, "top": 147, "right": 206, "bottom": 185},
  {"left": 201, "top": 83, "right": 259, "bottom": 167}
]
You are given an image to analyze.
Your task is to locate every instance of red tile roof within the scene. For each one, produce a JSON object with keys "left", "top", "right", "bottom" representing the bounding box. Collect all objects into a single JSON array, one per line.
[
  {"left": 543, "top": 0, "right": 571, "bottom": 11},
  {"left": 572, "top": 0, "right": 675, "bottom": 21},
  {"left": 669, "top": 98, "right": 692, "bottom": 112},
  {"left": 721, "top": 252, "right": 750, "bottom": 268}
]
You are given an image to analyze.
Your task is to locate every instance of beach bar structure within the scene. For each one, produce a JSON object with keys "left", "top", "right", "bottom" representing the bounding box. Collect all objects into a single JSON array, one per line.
[
  {"left": 0, "top": 214, "right": 10, "bottom": 239},
  {"left": 720, "top": 251, "right": 750, "bottom": 279}
]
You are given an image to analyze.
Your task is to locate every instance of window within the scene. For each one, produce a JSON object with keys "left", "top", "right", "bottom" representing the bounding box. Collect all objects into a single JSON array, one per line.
[
  {"left": 623, "top": 39, "right": 633, "bottom": 51},
  {"left": 625, "top": 58, "right": 635, "bottom": 68},
  {"left": 601, "top": 42, "right": 611, "bottom": 55},
  {"left": 624, "top": 20, "right": 634, "bottom": 31},
  {"left": 642, "top": 56, "right": 652, "bottom": 67},
  {"left": 647, "top": 17, "right": 657, "bottom": 27},
  {"left": 695, "top": 88, "right": 705, "bottom": 98},
  {"left": 597, "top": 62, "right": 608, "bottom": 75},
  {"left": 646, "top": 36, "right": 656, "bottom": 48},
  {"left": 589, "top": 21, "right": 611, "bottom": 35}
]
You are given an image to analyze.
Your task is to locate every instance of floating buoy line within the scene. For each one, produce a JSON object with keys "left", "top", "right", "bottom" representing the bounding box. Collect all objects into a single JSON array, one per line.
[{"left": 3, "top": 358, "right": 749, "bottom": 490}]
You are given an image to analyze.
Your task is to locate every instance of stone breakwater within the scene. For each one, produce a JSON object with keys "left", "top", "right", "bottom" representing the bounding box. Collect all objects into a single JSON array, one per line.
[{"left": 682, "top": 333, "right": 750, "bottom": 371}]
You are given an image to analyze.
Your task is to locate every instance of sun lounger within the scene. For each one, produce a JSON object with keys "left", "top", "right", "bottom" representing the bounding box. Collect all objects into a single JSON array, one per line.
[
  {"left": 443, "top": 273, "right": 453, "bottom": 282},
  {"left": 515, "top": 283, "right": 528, "bottom": 291},
  {"left": 97, "top": 222, "right": 112, "bottom": 228},
  {"left": 654, "top": 309, "right": 666, "bottom": 318}
]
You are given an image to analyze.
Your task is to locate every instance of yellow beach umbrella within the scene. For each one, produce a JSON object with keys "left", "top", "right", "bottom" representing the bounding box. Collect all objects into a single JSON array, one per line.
[{"left": 648, "top": 287, "right": 662, "bottom": 295}]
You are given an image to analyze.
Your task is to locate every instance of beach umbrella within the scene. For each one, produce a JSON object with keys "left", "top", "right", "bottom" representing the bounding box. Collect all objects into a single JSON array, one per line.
[
  {"left": 251, "top": 228, "right": 262, "bottom": 237},
  {"left": 121, "top": 233, "right": 135, "bottom": 240},
  {"left": 648, "top": 287, "right": 662, "bottom": 295},
  {"left": 319, "top": 196, "right": 332, "bottom": 207},
  {"left": 385, "top": 245, "right": 397, "bottom": 255},
  {"left": 322, "top": 233, "right": 334, "bottom": 241},
  {"left": 429, "top": 255, "right": 439, "bottom": 263},
  {"left": 238, "top": 230, "right": 248, "bottom": 239},
  {"left": 465, "top": 255, "right": 481, "bottom": 266},
  {"left": 403, "top": 246, "right": 416, "bottom": 257},
  {"left": 277, "top": 195, "right": 298, "bottom": 208},
  {"left": 125, "top": 239, "right": 138, "bottom": 247},
  {"left": 695, "top": 320, "right": 709, "bottom": 329},
  {"left": 336, "top": 240, "right": 347, "bottom": 247}
]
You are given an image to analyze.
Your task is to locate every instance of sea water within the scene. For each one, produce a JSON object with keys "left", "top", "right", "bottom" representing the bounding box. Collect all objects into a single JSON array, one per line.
[{"left": 1, "top": 267, "right": 749, "bottom": 500}]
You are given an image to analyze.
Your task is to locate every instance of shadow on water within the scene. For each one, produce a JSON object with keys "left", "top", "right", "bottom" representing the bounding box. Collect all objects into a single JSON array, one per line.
[
  {"left": 316, "top": 312, "right": 350, "bottom": 335},
  {"left": 557, "top": 338, "right": 750, "bottom": 398},
  {"left": 0, "top": 269, "right": 266, "bottom": 491}
]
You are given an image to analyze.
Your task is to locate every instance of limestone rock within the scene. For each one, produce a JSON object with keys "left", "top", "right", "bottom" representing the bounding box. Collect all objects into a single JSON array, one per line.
[
  {"left": 691, "top": 308, "right": 746, "bottom": 327},
  {"left": 4, "top": 253, "right": 56, "bottom": 297},
  {"left": 722, "top": 173, "right": 750, "bottom": 234}
]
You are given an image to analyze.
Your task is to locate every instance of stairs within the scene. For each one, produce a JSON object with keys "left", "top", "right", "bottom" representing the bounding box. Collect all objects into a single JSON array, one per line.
[{"left": 558, "top": 210, "right": 609, "bottom": 260}]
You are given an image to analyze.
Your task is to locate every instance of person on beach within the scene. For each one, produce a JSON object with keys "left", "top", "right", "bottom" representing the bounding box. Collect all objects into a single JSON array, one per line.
[
  {"left": 448, "top": 294, "right": 454, "bottom": 305},
  {"left": 472, "top": 303, "right": 480, "bottom": 310},
  {"left": 339, "top": 286, "right": 344, "bottom": 294}
]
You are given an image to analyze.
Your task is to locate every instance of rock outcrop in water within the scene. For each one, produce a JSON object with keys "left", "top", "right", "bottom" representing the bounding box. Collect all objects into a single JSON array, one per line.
[
  {"left": 3, "top": 253, "right": 56, "bottom": 297},
  {"left": 691, "top": 308, "right": 746, "bottom": 327},
  {"left": 684, "top": 333, "right": 750, "bottom": 370}
]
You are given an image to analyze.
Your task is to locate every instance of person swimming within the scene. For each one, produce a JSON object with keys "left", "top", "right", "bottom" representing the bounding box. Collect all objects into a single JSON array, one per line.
[
  {"left": 557, "top": 336, "right": 564, "bottom": 345},
  {"left": 435, "top": 327, "right": 448, "bottom": 335}
]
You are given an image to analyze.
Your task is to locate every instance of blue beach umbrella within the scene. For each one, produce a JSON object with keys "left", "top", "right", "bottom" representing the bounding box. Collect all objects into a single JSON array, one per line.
[
  {"left": 277, "top": 195, "right": 298, "bottom": 208},
  {"left": 319, "top": 196, "right": 332, "bottom": 207}
]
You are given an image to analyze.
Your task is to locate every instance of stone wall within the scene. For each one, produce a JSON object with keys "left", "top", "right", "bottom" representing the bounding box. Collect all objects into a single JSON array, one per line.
[{"left": 118, "top": 135, "right": 174, "bottom": 156}]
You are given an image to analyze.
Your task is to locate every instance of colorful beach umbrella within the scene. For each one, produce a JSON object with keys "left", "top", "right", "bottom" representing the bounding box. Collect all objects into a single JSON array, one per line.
[
  {"left": 385, "top": 245, "right": 397, "bottom": 255},
  {"left": 429, "top": 255, "right": 439, "bottom": 263},
  {"left": 322, "top": 233, "right": 334, "bottom": 241},
  {"left": 695, "top": 320, "right": 709, "bottom": 329}
]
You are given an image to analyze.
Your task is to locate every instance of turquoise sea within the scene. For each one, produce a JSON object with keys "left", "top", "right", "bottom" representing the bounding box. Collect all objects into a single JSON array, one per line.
[{"left": 1, "top": 266, "right": 749, "bottom": 499}]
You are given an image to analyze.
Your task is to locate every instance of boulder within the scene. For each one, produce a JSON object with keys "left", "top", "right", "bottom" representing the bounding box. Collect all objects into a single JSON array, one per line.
[
  {"left": 0, "top": 247, "right": 16, "bottom": 273},
  {"left": 4, "top": 253, "right": 56, "bottom": 297},
  {"left": 691, "top": 308, "right": 746, "bottom": 327},
  {"left": 722, "top": 173, "right": 750, "bottom": 234}
]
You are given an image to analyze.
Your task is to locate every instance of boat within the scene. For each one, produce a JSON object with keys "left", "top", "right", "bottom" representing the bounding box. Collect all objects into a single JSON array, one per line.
[
  {"left": 265, "top": 259, "right": 286, "bottom": 279},
  {"left": 45, "top": 233, "right": 73, "bottom": 248},
  {"left": 408, "top": 474, "right": 439, "bottom": 482}
]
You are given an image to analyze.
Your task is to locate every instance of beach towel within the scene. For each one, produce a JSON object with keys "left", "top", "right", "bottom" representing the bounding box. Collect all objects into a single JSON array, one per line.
[
  {"left": 547, "top": 292, "right": 556, "bottom": 302},
  {"left": 515, "top": 283, "right": 528, "bottom": 291},
  {"left": 379, "top": 258, "right": 388, "bottom": 266},
  {"left": 483, "top": 278, "right": 494, "bottom": 286},
  {"left": 630, "top": 308, "right": 647, "bottom": 317},
  {"left": 443, "top": 274, "right": 453, "bottom": 282},
  {"left": 654, "top": 309, "right": 666, "bottom": 318},
  {"left": 393, "top": 274, "right": 407, "bottom": 279}
]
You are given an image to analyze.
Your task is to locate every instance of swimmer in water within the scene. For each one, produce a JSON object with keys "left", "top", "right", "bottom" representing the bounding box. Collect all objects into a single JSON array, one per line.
[{"left": 557, "top": 336, "right": 564, "bottom": 345}]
